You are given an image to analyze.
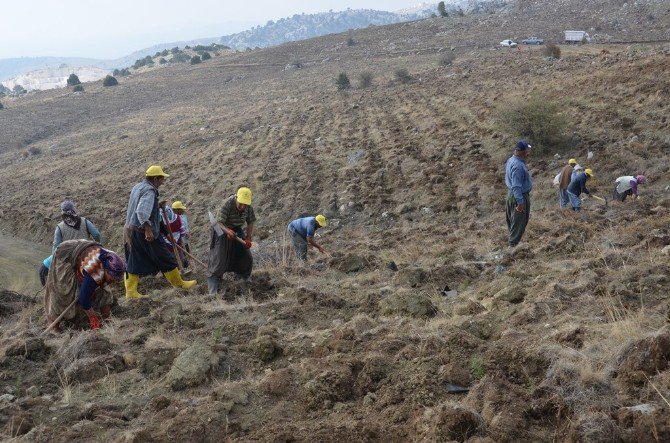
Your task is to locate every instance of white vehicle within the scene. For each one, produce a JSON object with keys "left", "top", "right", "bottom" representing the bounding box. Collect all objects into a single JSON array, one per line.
[
  {"left": 500, "top": 39, "right": 518, "bottom": 48},
  {"left": 564, "top": 30, "right": 591, "bottom": 44}
]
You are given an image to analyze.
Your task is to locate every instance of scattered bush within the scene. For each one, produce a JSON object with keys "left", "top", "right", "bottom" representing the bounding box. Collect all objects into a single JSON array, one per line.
[
  {"left": 73, "top": 84, "right": 84, "bottom": 92},
  {"left": 28, "top": 146, "right": 42, "bottom": 156},
  {"left": 359, "top": 72, "right": 373, "bottom": 88},
  {"left": 335, "top": 72, "right": 351, "bottom": 90},
  {"left": 171, "top": 47, "right": 180, "bottom": 54},
  {"left": 161, "top": 49, "right": 169, "bottom": 57},
  {"left": 0, "top": 101, "right": 3, "bottom": 110},
  {"left": 498, "top": 94, "right": 568, "bottom": 154},
  {"left": 438, "top": 1, "right": 448, "bottom": 17},
  {"left": 395, "top": 68, "right": 413, "bottom": 84},
  {"left": 133, "top": 55, "right": 154, "bottom": 69},
  {"left": 113, "top": 68, "right": 130, "bottom": 77},
  {"left": 102, "top": 75, "right": 118, "bottom": 87},
  {"left": 544, "top": 43, "right": 561, "bottom": 59},
  {"left": 439, "top": 52, "right": 456, "bottom": 66},
  {"left": 159, "top": 58, "right": 167, "bottom": 65},
  {"left": 346, "top": 36, "right": 355, "bottom": 46},
  {"left": 154, "top": 51, "right": 161, "bottom": 57},
  {"left": 171, "top": 53, "right": 190, "bottom": 63},
  {"left": 66, "top": 73, "right": 81, "bottom": 86},
  {"left": 184, "top": 45, "right": 191, "bottom": 49},
  {"left": 201, "top": 52, "right": 211, "bottom": 61},
  {"left": 190, "top": 55, "right": 202, "bottom": 65},
  {"left": 13, "top": 85, "right": 27, "bottom": 94}
]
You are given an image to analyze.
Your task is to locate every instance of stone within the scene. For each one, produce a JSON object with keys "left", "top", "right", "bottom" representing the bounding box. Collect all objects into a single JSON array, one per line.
[
  {"left": 0, "top": 393, "right": 16, "bottom": 402},
  {"left": 392, "top": 267, "right": 427, "bottom": 288},
  {"left": 4, "top": 338, "right": 50, "bottom": 361},
  {"left": 165, "top": 343, "right": 220, "bottom": 391}
]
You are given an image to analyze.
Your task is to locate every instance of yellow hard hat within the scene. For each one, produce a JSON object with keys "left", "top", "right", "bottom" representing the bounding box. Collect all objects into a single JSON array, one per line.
[
  {"left": 236, "top": 187, "right": 252, "bottom": 205},
  {"left": 172, "top": 201, "right": 186, "bottom": 210},
  {"left": 568, "top": 158, "right": 577, "bottom": 165},
  {"left": 145, "top": 165, "right": 169, "bottom": 177},
  {"left": 315, "top": 214, "right": 327, "bottom": 227},
  {"left": 585, "top": 168, "right": 594, "bottom": 177}
]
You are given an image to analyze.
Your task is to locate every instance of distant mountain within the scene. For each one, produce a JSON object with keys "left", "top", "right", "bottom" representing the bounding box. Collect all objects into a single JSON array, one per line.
[
  {"left": 218, "top": 8, "right": 432, "bottom": 50},
  {"left": 0, "top": 57, "right": 106, "bottom": 82}
]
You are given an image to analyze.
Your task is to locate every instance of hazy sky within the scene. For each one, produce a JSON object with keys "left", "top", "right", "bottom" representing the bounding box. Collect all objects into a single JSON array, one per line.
[{"left": 1, "top": 0, "right": 424, "bottom": 59}]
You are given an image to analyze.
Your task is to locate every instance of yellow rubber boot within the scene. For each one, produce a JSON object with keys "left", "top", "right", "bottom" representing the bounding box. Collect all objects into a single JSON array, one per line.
[
  {"left": 124, "top": 273, "right": 146, "bottom": 299},
  {"left": 164, "top": 268, "right": 197, "bottom": 289}
]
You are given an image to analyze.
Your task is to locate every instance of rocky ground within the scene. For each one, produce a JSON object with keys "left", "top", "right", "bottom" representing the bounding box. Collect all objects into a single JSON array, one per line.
[{"left": 1, "top": 1, "right": 670, "bottom": 441}]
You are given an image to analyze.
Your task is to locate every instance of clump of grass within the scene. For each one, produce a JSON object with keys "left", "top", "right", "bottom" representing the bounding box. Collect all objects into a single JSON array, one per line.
[
  {"left": 336, "top": 73, "right": 351, "bottom": 90},
  {"left": 470, "top": 357, "right": 486, "bottom": 380},
  {"left": 439, "top": 52, "right": 456, "bottom": 66},
  {"left": 359, "top": 72, "right": 373, "bottom": 88},
  {"left": 395, "top": 68, "right": 413, "bottom": 84},
  {"left": 544, "top": 43, "right": 561, "bottom": 59}
]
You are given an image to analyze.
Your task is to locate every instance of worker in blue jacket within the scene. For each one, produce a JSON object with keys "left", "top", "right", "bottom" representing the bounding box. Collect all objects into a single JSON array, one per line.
[
  {"left": 504, "top": 140, "right": 533, "bottom": 247},
  {"left": 567, "top": 168, "right": 593, "bottom": 211}
]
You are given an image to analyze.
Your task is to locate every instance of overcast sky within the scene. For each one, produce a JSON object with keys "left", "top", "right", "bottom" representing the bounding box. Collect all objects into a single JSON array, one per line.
[{"left": 1, "top": 0, "right": 424, "bottom": 59}]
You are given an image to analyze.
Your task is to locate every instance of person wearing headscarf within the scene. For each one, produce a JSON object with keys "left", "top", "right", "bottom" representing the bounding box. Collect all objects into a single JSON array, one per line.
[
  {"left": 613, "top": 175, "right": 646, "bottom": 202},
  {"left": 44, "top": 239, "right": 125, "bottom": 331},
  {"left": 52, "top": 200, "right": 101, "bottom": 253}
]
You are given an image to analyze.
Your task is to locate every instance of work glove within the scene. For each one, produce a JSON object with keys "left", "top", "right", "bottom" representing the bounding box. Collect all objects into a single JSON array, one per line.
[
  {"left": 245, "top": 238, "right": 252, "bottom": 249},
  {"left": 87, "top": 311, "right": 101, "bottom": 330}
]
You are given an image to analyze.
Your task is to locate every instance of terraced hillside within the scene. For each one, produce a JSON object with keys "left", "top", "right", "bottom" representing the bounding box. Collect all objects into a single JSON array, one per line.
[{"left": 0, "top": 1, "right": 669, "bottom": 441}]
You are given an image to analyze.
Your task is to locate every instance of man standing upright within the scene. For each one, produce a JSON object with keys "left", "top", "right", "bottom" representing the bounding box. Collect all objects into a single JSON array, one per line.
[
  {"left": 124, "top": 166, "right": 196, "bottom": 299},
  {"left": 558, "top": 158, "right": 577, "bottom": 208},
  {"left": 505, "top": 140, "right": 533, "bottom": 247}
]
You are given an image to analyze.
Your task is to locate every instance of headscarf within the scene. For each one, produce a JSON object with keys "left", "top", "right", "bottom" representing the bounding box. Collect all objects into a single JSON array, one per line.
[
  {"left": 60, "top": 200, "right": 82, "bottom": 229},
  {"left": 99, "top": 249, "right": 126, "bottom": 281},
  {"left": 636, "top": 175, "right": 646, "bottom": 184}
]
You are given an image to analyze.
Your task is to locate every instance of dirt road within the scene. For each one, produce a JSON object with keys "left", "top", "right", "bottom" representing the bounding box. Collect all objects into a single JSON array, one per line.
[{"left": 0, "top": 233, "right": 50, "bottom": 294}]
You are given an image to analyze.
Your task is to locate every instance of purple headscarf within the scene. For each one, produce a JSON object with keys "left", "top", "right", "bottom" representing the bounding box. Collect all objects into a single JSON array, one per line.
[
  {"left": 99, "top": 249, "right": 126, "bottom": 280},
  {"left": 636, "top": 175, "right": 646, "bottom": 184},
  {"left": 60, "top": 200, "right": 81, "bottom": 229}
]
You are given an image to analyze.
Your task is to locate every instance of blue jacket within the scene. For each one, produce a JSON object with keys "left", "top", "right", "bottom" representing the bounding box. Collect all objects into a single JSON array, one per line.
[
  {"left": 505, "top": 155, "right": 533, "bottom": 205},
  {"left": 288, "top": 217, "right": 318, "bottom": 239},
  {"left": 568, "top": 172, "right": 590, "bottom": 196}
]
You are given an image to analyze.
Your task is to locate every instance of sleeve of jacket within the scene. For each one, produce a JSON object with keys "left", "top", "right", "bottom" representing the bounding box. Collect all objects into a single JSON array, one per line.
[
  {"left": 86, "top": 219, "right": 102, "bottom": 242},
  {"left": 510, "top": 164, "right": 525, "bottom": 205}
]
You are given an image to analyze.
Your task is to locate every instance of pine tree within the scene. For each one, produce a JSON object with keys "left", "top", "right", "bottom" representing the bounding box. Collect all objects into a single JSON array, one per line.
[
  {"left": 438, "top": 1, "right": 448, "bottom": 17},
  {"left": 66, "top": 73, "right": 81, "bottom": 86}
]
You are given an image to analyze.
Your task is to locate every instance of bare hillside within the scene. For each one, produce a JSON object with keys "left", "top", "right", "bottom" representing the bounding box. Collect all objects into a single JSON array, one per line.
[{"left": 1, "top": 2, "right": 669, "bottom": 441}]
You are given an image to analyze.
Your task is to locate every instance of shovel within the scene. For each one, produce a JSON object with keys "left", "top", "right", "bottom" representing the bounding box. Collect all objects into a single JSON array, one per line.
[{"left": 591, "top": 194, "right": 609, "bottom": 207}]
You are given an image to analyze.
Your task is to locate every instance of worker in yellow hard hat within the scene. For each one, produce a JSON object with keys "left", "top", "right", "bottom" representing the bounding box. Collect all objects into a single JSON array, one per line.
[
  {"left": 287, "top": 214, "right": 328, "bottom": 260},
  {"left": 567, "top": 168, "right": 593, "bottom": 211},
  {"left": 556, "top": 158, "right": 578, "bottom": 208},
  {"left": 171, "top": 200, "right": 192, "bottom": 258},
  {"left": 123, "top": 166, "right": 196, "bottom": 299},
  {"left": 207, "top": 187, "right": 256, "bottom": 295}
]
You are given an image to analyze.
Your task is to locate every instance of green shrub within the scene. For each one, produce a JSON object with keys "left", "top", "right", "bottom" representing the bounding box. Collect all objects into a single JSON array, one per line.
[
  {"left": 544, "top": 43, "right": 561, "bottom": 59},
  {"left": 359, "top": 72, "right": 373, "bottom": 88},
  {"left": 439, "top": 52, "right": 456, "bottom": 66},
  {"left": 201, "top": 52, "right": 211, "bottom": 60},
  {"left": 66, "top": 73, "right": 81, "bottom": 86},
  {"left": 470, "top": 357, "right": 486, "bottom": 380},
  {"left": 346, "top": 36, "right": 355, "bottom": 46},
  {"left": 190, "top": 55, "right": 202, "bottom": 65},
  {"left": 159, "top": 58, "right": 167, "bottom": 65},
  {"left": 0, "top": 101, "right": 3, "bottom": 110},
  {"left": 335, "top": 72, "right": 351, "bottom": 90},
  {"left": 437, "top": 1, "right": 448, "bottom": 17},
  {"left": 118, "top": 68, "right": 130, "bottom": 76},
  {"left": 102, "top": 75, "right": 118, "bottom": 87},
  {"left": 161, "top": 49, "right": 169, "bottom": 56},
  {"left": 73, "top": 84, "right": 84, "bottom": 92},
  {"left": 13, "top": 85, "right": 27, "bottom": 94},
  {"left": 171, "top": 53, "right": 190, "bottom": 63},
  {"left": 498, "top": 94, "right": 568, "bottom": 154},
  {"left": 395, "top": 68, "right": 412, "bottom": 84},
  {"left": 171, "top": 47, "right": 180, "bottom": 54},
  {"left": 28, "top": 146, "right": 42, "bottom": 156}
]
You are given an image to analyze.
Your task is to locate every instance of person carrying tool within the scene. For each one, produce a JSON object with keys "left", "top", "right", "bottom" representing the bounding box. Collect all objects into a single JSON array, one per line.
[
  {"left": 567, "top": 168, "right": 594, "bottom": 211},
  {"left": 172, "top": 201, "right": 191, "bottom": 255},
  {"left": 613, "top": 175, "right": 646, "bottom": 202},
  {"left": 159, "top": 203, "right": 189, "bottom": 268},
  {"left": 207, "top": 187, "right": 256, "bottom": 295},
  {"left": 557, "top": 158, "right": 578, "bottom": 208},
  {"left": 52, "top": 200, "right": 101, "bottom": 253},
  {"left": 287, "top": 214, "right": 328, "bottom": 260},
  {"left": 505, "top": 140, "right": 533, "bottom": 247},
  {"left": 45, "top": 239, "right": 125, "bottom": 331},
  {"left": 124, "top": 166, "right": 196, "bottom": 299}
]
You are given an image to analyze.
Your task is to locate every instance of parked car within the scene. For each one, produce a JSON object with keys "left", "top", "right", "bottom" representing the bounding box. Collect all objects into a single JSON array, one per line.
[
  {"left": 500, "top": 39, "right": 518, "bottom": 48},
  {"left": 522, "top": 37, "right": 544, "bottom": 45}
]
